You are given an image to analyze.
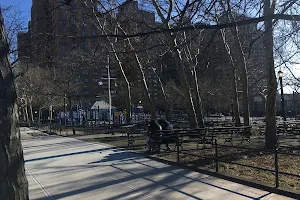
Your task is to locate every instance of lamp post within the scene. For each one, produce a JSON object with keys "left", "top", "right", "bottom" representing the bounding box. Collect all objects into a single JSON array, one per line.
[
  {"left": 278, "top": 70, "right": 286, "bottom": 121},
  {"left": 64, "top": 95, "right": 67, "bottom": 127},
  {"left": 231, "top": 103, "right": 234, "bottom": 122},
  {"left": 99, "top": 55, "right": 116, "bottom": 125}
]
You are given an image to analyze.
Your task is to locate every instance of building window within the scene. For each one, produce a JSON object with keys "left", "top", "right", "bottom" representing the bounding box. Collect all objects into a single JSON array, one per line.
[
  {"left": 81, "top": 44, "right": 87, "bottom": 50},
  {"left": 61, "top": 25, "right": 67, "bottom": 32},
  {"left": 83, "top": 71, "right": 89, "bottom": 75},
  {"left": 75, "top": 72, "right": 80, "bottom": 77},
  {"left": 81, "top": 37, "right": 87, "bottom": 43},
  {"left": 71, "top": 28, "right": 77, "bottom": 33},
  {"left": 83, "top": 78, "right": 89, "bottom": 83},
  {"left": 60, "top": 41, "right": 67, "bottom": 46},
  {"left": 83, "top": 86, "right": 89, "bottom": 90},
  {"left": 84, "top": 91, "right": 89, "bottom": 96},
  {"left": 71, "top": 15, "right": 76, "bottom": 22},
  {"left": 60, "top": 19, "right": 66, "bottom": 25},
  {"left": 74, "top": 78, "right": 79, "bottom": 82},
  {"left": 61, "top": 48, "right": 67, "bottom": 56},
  {"left": 70, "top": 1, "right": 76, "bottom": 7},
  {"left": 73, "top": 91, "right": 80, "bottom": 96},
  {"left": 93, "top": 78, "right": 98, "bottom": 82}
]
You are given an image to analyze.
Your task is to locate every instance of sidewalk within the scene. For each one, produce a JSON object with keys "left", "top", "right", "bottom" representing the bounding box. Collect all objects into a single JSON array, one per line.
[{"left": 21, "top": 127, "right": 295, "bottom": 200}]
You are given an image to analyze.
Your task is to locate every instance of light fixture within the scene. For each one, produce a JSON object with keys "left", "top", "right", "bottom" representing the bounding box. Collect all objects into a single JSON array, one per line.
[{"left": 278, "top": 70, "right": 284, "bottom": 78}]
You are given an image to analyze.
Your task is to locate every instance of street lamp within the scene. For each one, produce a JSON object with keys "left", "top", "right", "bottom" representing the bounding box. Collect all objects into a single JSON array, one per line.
[
  {"left": 98, "top": 55, "right": 114, "bottom": 124},
  {"left": 278, "top": 70, "right": 286, "bottom": 121}
]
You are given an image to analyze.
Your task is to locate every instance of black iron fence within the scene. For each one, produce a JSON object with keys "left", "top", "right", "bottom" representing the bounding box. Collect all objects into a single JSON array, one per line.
[{"left": 152, "top": 133, "right": 300, "bottom": 190}]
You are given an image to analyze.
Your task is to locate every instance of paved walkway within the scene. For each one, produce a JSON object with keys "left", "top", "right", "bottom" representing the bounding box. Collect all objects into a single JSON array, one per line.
[{"left": 21, "top": 127, "right": 294, "bottom": 200}]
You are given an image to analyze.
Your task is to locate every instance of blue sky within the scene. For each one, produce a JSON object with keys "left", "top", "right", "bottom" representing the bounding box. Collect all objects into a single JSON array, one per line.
[{"left": 1, "top": 0, "right": 31, "bottom": 22}]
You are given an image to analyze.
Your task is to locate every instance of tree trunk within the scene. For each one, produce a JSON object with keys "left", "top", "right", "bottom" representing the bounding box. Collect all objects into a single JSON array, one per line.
[
  {"left": 22, "top": 106, "right": 26, "bottom": 122},
  {"left": 110, "top": 47, "right": 132, "bottom": 123},
  {"left": 220, "top": 29, "right": 241, "bottom": 126},
  {"left": 231, "top": 68, "right": 241, "bottom": 126},
  {"left": 68, "top": 95, "right": 75, "bottom": 135},
  {"left": 192, "top": 65, "right": 204, "bottom": 127},
  {"left": 29, "top": 100, "right": 34, "bottom": 123},
  {"left": 0, "top": 16, "right": 29, "bottom": 199},
  {"left": 169, "top": 34, "right": 198, "bottom": 128},
  {"left": 127, "top": 41, "right": 156, "bottom": 120},
  {"left": 219, "top": 0, "right": 250, "bottom": 126},
  {"left": 153, "top": 68, "right": 170, "bottom": 121},
  {"left": 124, "top": 86, "right": 132, "bottom": 123},
  {"left": 38, "top": 108, "right": 42, "bottom": 127},
  {"left": 151, "top": 1, "right": 198, "bottom": 128},
  {"left": 24, "top": 99, "right": 30, "bottom": 127},
  {"left": 264, "top": 0, "right": 277, "bottom": 149},
  {"left": 227, "top": 20, "right": 250, "bottom": 126}
]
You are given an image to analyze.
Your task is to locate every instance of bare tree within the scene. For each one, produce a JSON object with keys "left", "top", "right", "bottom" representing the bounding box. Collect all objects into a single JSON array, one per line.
[
  {"left": 264, "top": 0, "right": 278, "bottom": 149},
  {"left": 151, "top": 0, "right": 200, "bottom": 128},
  {"left": 220, "top": 28, "right": 241, "bottom": 126},
  {"left": 0, "top": 11, "right": 28, "bottom": 199}
]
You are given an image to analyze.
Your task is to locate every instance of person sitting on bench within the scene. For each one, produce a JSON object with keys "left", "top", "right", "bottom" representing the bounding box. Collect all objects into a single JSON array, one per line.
[
  {"left": 158, "top": 119, "right": 173, "bottom": 151},
  {"left": 146, "top": 120, "right": 162, "bottom": 153}
]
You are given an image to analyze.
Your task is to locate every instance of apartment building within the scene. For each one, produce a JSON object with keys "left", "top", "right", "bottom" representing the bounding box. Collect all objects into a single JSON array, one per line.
[{"left": 18, "top": 0, "right": 117, "bottom": 104}]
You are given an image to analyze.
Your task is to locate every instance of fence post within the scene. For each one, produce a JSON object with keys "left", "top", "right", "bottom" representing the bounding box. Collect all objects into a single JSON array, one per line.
[
  {"left": 177, "top": 140, "right": 180, "bottom": 163},
  {"left": 215, "top": 139, "right": 219, "bottom": 172},
  {"left": 274, "top": 145, "right": 279, "bottom": 188}
]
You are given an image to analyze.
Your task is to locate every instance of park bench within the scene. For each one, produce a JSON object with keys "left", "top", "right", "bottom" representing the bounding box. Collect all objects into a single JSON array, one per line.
[
  {"left": 127, "top": 130, "right": 135, "bottom": 149},
  {"left": 127, "top": 129, "right": 147, "bottom": 149},
  {"left": 149, "top": 130, "right": 182, "bottom": 153},
  {"left": 182, "top": 128, "right": 213, "bottom": 149},
  {"left": 277, "top": 124, "right": 300, "bottom": 136},
  {"left": 149, "top": 128, "right": 214, "bottom": 153},
  {"left": 208, "top": 126, "right": 252, "bottom": 145},
  {"left": 105, "top": 126, "right": 115, "bottom": 137},
  {"left": 258, "top": 125, "right": 266, "bottom": 135},
  {"left": 290, "top": 127, "right": 300, "bottom": 136}
]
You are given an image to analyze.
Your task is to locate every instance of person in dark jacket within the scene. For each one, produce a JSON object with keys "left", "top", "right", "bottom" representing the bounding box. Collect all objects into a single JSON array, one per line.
[
  {"left": 146, "top": 120, "right": 162, "bottom": 152},
  {"left": 158, "top": 119, "right": 173, "bottom": 151}
]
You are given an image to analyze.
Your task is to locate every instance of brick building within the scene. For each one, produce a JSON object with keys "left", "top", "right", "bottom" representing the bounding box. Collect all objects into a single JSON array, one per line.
[{"left": 18, "top": 0, "right": 117, "bottom": 105}]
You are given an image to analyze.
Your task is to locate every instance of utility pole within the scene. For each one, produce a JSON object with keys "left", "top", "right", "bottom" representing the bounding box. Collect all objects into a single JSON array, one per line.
[{"left": 68, "top": 95, "right": 75, "bottom": 135}]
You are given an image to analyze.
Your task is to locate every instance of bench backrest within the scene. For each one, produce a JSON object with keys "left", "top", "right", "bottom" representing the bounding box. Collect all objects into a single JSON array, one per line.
[{"left": 208, "top": 126, "right": 251, "bottom": 134}]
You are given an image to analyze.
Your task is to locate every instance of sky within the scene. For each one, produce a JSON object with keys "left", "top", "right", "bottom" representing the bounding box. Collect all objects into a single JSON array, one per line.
[{"left": 1, "top": 0, "right": 31, "bottom": 22}]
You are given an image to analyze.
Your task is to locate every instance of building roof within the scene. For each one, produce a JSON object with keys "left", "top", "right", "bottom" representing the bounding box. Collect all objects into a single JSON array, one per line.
[{"left": 91, "top": 101, "right": 116, "bottom": 110}]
